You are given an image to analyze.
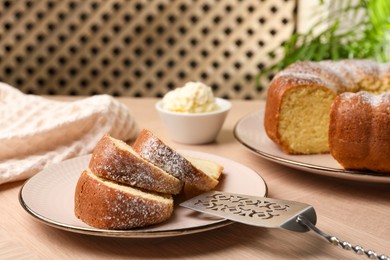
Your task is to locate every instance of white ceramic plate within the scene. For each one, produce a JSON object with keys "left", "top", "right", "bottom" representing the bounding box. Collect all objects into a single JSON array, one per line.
[
  {"left": 234, "top": 110, "right": 390, "bottom": 183},
  {"left": 19, "top": 150, "right": 267, "bottom": 238}
]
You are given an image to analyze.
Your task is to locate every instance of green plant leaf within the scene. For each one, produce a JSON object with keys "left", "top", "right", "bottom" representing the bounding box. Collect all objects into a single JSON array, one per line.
[{"left": 257, "top": 0, "right": 389, "bottom": 88}]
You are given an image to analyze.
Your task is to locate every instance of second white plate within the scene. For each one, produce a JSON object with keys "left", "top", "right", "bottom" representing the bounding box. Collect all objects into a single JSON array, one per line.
[
  {"left": 234, "top": 110, "right": 390, "bottom": 183},
  {"left": 19, "top": 150, "right": 268, "bottom": 238}
]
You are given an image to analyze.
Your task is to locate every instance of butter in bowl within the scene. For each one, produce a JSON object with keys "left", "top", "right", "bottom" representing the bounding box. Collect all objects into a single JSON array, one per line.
[{"left": 156, "top": 82, "right": 231, "bottom": 144}]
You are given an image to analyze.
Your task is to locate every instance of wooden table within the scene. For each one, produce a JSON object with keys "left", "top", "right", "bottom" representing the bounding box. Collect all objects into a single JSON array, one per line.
[{"left": 1, "top": 97, "right": 389, "bottom": 259}]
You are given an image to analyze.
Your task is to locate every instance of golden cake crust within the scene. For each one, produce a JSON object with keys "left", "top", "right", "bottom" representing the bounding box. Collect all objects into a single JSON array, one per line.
[
  {"left": 74, "top": 170, "right": 174, "bottom": 229},
  {"left": 329, "top": 92, "right": 390, "bottom": 173}
]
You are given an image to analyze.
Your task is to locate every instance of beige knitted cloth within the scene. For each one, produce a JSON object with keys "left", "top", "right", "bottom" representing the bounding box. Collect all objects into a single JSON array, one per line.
[{"left": 0, "top": 83, "right": 139, "bottom": 185}]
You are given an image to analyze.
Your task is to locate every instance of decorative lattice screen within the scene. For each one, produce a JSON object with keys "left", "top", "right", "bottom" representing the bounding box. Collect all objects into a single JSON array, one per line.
[{"left": 0, "top": 0, "right": 297, "bottom": 99}]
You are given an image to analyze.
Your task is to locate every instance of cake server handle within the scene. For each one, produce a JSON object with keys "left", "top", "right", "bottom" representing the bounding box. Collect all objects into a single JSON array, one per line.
[{"left": 297, "top": 215, "right": 389, "bottom": 260}]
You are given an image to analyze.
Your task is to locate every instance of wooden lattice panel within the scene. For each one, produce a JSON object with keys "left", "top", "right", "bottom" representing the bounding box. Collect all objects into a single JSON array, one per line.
[{"left": 0, "top": 0, "right": 297, "bottom": 99}]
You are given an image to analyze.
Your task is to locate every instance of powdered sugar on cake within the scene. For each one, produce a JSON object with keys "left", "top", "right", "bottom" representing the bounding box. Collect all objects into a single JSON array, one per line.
[
  {"left": 136, "top": 135, "right": 201, "bottom": 182},
  {"left": 132, "top": 129, "right": 219, "bottom": 190},
  {"left": 340, "top": 91, "right": 390, "bottom": 107},
  {"left": 89, "top": 135, "right": 182, "bottom": 195},
  {"left": 278, "top": 59, "right": 390, "bottom": 93}
]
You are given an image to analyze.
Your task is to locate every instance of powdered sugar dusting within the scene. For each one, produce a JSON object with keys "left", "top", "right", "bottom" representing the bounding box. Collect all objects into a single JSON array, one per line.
[
  {"left": 133, "top": 130, "right": 218, "bottom": 190},
  {"left": 276, "top": 70, "right": 338, "bottom": 91},
  {"left": 89, "top": 135, "right": 182, "bottom": 194},
  {"left": 340, "top": 91, "right": 390, "bottom": 107},
  {"left": 273, "top": 59, "right": 390, "bottom": 93},
  {"left": 137, "top": 136, "right": 200, "bottom": 182}
]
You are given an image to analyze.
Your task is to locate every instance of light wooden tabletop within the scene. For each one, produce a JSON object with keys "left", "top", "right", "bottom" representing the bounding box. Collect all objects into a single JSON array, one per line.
[{"left": 1, "top": 97, "right": 389, "bottom": 260}]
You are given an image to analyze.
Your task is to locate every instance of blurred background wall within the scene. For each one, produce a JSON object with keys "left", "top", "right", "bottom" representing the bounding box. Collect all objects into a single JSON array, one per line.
[{"left": 0, "top": 0, "right": 298, "bottom": 99}]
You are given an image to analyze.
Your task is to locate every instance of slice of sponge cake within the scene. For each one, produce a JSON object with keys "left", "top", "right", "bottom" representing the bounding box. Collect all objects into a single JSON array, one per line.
[
  {"left": 75, "top": 170, "right": 174, "bottom": 229},
  {"left": 132, "top": 129, "right": 219, "bottom": 191},
  {"left": 89, "top": 134, "right": 183, "bottom": 195}
]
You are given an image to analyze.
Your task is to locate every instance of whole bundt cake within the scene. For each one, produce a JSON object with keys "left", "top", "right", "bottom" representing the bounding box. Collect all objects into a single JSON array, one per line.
[{"left": 264, "top": 59, "right": 390, "bottom": 157}]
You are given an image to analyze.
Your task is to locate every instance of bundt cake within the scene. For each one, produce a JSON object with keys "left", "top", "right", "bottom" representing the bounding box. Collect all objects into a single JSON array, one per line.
[
  {"left": 264, "top": 59, "right": 390, "bottom": 155},
  {"left": 329, "top": 92, "right": 390, "bottom": 173}
]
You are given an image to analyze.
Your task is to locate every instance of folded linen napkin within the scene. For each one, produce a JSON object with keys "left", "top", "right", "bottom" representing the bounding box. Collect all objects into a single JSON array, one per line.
[{"left": 0, "top": 83, "right": 139, "bottom": 185}]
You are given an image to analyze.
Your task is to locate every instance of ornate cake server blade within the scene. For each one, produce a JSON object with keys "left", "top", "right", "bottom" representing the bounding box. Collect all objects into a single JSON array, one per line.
[{"left": 180, "top": 191, "right": 389, "bottom": 260}]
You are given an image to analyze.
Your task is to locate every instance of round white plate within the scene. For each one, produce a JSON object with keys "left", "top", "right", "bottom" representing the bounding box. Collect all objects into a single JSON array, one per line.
[
  {"left": 234, "top": 110, "right": 390, "bottom": 183},
  {"left": 19, "top": 150, "right": 267, "bottom": 238}
]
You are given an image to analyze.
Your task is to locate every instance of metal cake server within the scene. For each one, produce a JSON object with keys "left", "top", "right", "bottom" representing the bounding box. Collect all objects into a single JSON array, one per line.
[{"left": 181, "top": 191, "right": 389, "bottom": 260}]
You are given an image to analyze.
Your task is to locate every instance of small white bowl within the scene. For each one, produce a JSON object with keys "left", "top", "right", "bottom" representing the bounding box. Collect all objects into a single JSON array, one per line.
[{"left": 156, "top": 98, "right": 232, "bottom": 144}]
